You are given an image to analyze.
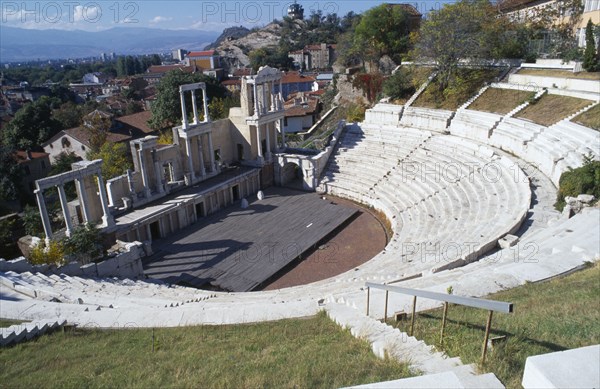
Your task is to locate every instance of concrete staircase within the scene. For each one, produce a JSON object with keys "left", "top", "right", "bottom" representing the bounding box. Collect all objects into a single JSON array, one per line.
[
  {"left": 564, "top": 100, "right": 599, "bottom": 123},
  {"left": 326, "top": 303, "right": 504, "bottom": 388},
  {"left": 405, "top": 71, "right": 437, "bottom": 108},
  {"left": 1, "top": 319, "right": 67, "bottom": 346},
  {"left": 504, "top": 89, "right": 547, "bottom": 119}
]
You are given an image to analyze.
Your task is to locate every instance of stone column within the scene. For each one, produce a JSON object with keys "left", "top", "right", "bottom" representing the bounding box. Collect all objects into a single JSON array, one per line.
[
  {"left": 202, "top": 87, "right": 210, "bottom": 122},
  {"left": 270, "top": 82, "right": 275, "bottom": 111},
  {"left": 180, "top": 90, "right": 188, "bottom": 129},
  {"left": 265, "top": 123, "right": 271, "bottom": 159},
  {"left": 208, "top": 132, "right": 216, "bottom": 173},
  {"left": 279, "top": 80, "right": 283, "bottom": 105},
  {"left": 262, "top": 84, "right": 267, "bottom": 114},
  {"left": 252, "top": 83, "right": 259, "bottom": 116},
  {"left": 75, "top": 178, "right": 91, "bottom": 224},
  {"left": 57, "top": 184, "right": 73, "bottom": 237},
  {"left": 126, "top": 169, "right": 135, "bottom": 196},
  {"left": 154, "top": 161, "right": 165, "bottom": 194},
  {"left": 256, "top": 125, "right": 263, "bottom": 158},
  {"left": 191, "top": 91, "right": 199, "bottom": 124},
  {"left": 185, "top": 137, "right": 196, "bottom": 181},
  {"left": 279, "top": 118, "right": 286, "bottom": 148},
  {"left": 96, "top": 172, "right": 115, "bottom": 228},
  {"left": 35, "top": 189, "right": 53, "bottom": 241},
  {"left": 198, "top": 135, "right": 206, "bottom": 177},
  {"left": 138, "top": 149, "right": 151, "bottom": 198}
]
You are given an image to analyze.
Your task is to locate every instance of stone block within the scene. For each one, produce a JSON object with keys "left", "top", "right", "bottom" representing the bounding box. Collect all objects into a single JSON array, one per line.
[
  {"left": 522, "top": 345, "right": 600, "bottom": 389},
  {"left": 7, "top": 258, "right": 32, "bottom": 273},
  {"left": 96, "top": 258, "right": 119, "bottom": 277},
  {"left": 577, "top": 194, "right": 595, "bottom": 204},
  {"left": 498, "top": 234, "right": 519, "bottom": 249},
  {"left": 58, "top": 261, "right": 84, "bottom": 276},
  {"left": 81, "top": 263, "right": 98, "bottom": 277}
]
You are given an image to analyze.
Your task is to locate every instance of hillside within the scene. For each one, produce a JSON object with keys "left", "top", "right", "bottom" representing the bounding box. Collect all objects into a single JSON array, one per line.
[{"left": 211, "top": 19, "right": 305, "bottom": 73}]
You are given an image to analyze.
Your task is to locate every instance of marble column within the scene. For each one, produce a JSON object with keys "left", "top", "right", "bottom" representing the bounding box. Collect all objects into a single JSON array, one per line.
[
  {"left": 138, "top": 149, "right": 151, "bottom": 198},
  {"left": 35, "top": 189, "right": 53, "bottom": 241},
  {"left": 185, "top": 138, "right": 196, "bottom": 182},
  {"left": 154, "top": 161, "right": 165, "bottom": 194},
  {"left": 256, "top": 125, "right": 263, "bottom": 158},
  {"left": 191, "top": 91, "right": 199, "bottom": 124},
  {"left": 208, "top": 132, "right": 215, "bottom": 173},
  {"left": 180, "top": 90, "right": 188, "bottom": 129},
  {"left": 198, "top": 135, "right": 206, "bottom": 177},
  {"left": 252, "top": 83, "right": 259, "bottom": 116},
  {"left": 57, "top": 184, "right": 73, "bottom": 237},
  {"left": 265, "top": 123, "right": 271, "bottom": 159},
  {"left": 75, "top": 178, "right": 91, "bottom": 224},
  {"left": 202, "top": 87, "right": 210, "bottom": 122},
  {"left": 262, "top": 84, "right": 267, "bottom": 114},
  {"left": 279, "top": 118, "right": 286, "bottom": 148},
  {"left": 96, "top": 172, "right": 114, "bottom": 227}
]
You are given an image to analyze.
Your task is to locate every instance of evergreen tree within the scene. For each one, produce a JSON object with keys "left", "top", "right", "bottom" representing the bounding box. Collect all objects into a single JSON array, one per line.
[{"left": 582, "top": 19, "right": 599, "bottom": 72}]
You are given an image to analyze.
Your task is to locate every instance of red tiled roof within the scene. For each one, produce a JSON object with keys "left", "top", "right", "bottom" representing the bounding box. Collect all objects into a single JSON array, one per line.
[
  {"left": 187, "top": 50, "right": 217, "bottom": 57},
  {"left": 64, "top": 127, "right": 132, "bottom": 147},
  {"left": 233, "top": 68, "right": 253, "bottom": 77},
  {"left": 13, "top": 150, "right": 49, "bottom": 164},
  {"left": 282, "top": 72, "right": 316, "bottom": 84},
  {"left": 114, "top": 111, "right": 154, "bottom": 135}
]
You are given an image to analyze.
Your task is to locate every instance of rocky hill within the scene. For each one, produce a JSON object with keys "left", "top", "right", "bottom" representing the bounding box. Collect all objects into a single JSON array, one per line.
[{"left": 209, "top": 19, "right": 305, "bottom": 74}]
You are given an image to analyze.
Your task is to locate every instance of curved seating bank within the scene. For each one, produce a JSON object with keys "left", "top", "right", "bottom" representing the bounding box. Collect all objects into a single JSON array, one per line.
[{"left": 1, "top": 104, "right": 599, "bottom": 330}]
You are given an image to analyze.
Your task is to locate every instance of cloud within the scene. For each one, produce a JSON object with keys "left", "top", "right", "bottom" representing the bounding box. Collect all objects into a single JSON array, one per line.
[{"left": 150, "top": 16, "right": 173, "bottom": 23}]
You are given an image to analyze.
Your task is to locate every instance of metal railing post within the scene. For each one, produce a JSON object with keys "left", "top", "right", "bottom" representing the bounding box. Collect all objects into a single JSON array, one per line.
[
  {"left": 366, "top": 287, "right": 370, "bottom": 316},
  {"left": 410, "top": 296, "right": 417, "bottom": 336},
  {"left": 481, "top": 310, "right": 494, "bottom": 364},
  {"left": 440, "top": 302, "right": 449, "bottom": 344},
  {"left": 384, "top": 290, "right": 389, "bottom": 322}
]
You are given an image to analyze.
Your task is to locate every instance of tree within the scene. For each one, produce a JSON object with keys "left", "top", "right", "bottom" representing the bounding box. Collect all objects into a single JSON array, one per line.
[
  {"left": 0, "top": 146, "right": 22, "bottom": 202},
  {"left": 87, "top": 142, "right": 132, "bottom": 180},
  {"left": 383, "top": 68, "right": 415, "bottom": 100},
  {"left": 415, "top": 0, "right": 504, "bottom": 92},
  {"left": 22, "top": 204, "right": 44, "bottom": 237},
  {"left": 583, "top": 19, "right": 599, "bottom": 72},
  {"left": 63, "top": 223, "right": 103, "bottom": 263},
  {"left": 85, "top": 113, "right": 111, "bottom": 154},
  {"left": 149, "top": 71, "right": 226, "bottom": 130},
  {"left": 352, "top": 4, "right": 413, "bottom": 66},
  {"left": 2, "top": 97, "right": 63, "bottom": 150}
]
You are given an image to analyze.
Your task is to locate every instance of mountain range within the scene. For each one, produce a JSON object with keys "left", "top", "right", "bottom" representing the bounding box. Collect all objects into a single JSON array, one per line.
[{"left": 0, "top": 26, "right": 220, "bottom": 62}]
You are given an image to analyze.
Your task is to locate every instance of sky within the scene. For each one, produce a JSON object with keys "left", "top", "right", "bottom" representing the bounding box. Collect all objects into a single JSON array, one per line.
[{"left": 0, "top": 1, "right": 447, "bottom": 31}]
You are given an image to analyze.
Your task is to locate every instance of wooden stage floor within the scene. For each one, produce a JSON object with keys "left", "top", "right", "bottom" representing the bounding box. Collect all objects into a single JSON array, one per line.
[{"left": 143, "top": 187, "right": 358, "bottom": 292}]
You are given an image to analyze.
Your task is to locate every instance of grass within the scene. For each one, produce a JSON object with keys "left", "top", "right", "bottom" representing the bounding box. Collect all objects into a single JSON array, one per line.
[
  {"left": 0, "top": 311, "right": 411, "bottom": 388},
  {"left": 413, "top": 68, "right": 502, "bottom": 110},
  {"left": 467, "top": 88, "right": 535, "bottom": 115},
  {"left": 516, "top": 94, "right": 592, "bottom": 126},
  {"left": 387, "top": 264, "right": 600, "bottom": 389},
  {"left": 0, "top": 319, "right": 27, "bottom": 327},
  {"left": 574, "top": 103, "right": 600, "bottom": 130},
  {"left": 517, "top": 68, "right": 600, "bottom": 80}
]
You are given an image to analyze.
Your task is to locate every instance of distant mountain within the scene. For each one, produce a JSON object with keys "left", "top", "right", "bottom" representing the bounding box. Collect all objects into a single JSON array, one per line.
[{"left": 0, "top": 26, "right": 220, "bottom": 62}]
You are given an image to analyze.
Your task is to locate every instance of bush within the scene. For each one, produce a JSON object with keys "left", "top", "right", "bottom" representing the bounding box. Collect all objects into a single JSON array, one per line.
[
  {"left": 346, "top": 103, "right": 366, "bottom": 123},
  {"left": 29, "top": 240, "right": 65, "bottom": 266},
  {"left": 22, "top": 205, "right": 44, "bottom": 237},
  {"left": 63, "top": 224, "right": 103, "bottom": 264},
  {"left": 555, "top": 157, "right": 600, "bottom": 211},
  {"left": 383, "top": 69, "right": 415, "bottom": 101}
]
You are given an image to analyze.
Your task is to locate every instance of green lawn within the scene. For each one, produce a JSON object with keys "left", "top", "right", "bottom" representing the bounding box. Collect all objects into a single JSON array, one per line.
[
  {"left": 0, "top": 319, "right": 26, "bottom": 328},
  {"left": 0, "top": 311, "right": 411, "bottom": 389},
  {"left": 387, "top": 264, "right": 600, "bottom": 389}
]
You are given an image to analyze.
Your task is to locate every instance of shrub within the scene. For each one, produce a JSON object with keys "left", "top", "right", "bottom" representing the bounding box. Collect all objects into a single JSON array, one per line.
[
  {"left": 555, "top": 157, "right": 600, "bottom": 211},
  {"left": 346, "top": 103, "right": 366, "bottom": 123},
  {"left": 63, "top": 224, "right": 103, "bottom": 264},
  {"left": 29, "top": 239, "right": 65, "bottom": 266},
  {"left": 22, "top": 205, "right": 44, "bottom": 237}
]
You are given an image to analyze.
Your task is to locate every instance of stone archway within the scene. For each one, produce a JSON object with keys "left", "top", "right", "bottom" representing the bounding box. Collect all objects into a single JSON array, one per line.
[{"left": 281, "top": 162, "right": 303, "bottom": 189}]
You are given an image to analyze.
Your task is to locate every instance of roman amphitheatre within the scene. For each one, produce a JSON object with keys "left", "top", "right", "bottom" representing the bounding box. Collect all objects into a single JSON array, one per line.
[{"left": 1, "top": 61, "right": 599, "bottom": 388}]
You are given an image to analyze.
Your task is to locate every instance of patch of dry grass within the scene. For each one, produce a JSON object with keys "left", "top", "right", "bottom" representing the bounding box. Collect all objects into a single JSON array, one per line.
[
  {"left": 517, "top": 68, "right": 600, "bottom": 80},
  {"left": 468, "top": 88, "right": 535, "bottom": 114},
  {"left": 516, "top": 94, "right": 592, "bottom": 126},
  {"left": 574, "top": 103, "right": 600, "bottom": 130}
]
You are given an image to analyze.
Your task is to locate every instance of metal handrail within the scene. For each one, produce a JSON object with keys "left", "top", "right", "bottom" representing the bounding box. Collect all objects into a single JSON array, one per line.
[{"left": 365, "top": 282, "right": 514, "bottom": 364}]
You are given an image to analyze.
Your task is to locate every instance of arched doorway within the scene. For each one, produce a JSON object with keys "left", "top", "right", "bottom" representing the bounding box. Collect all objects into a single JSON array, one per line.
[{"left": 281, "top": 162, "right": 303, "bottom": 189}]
